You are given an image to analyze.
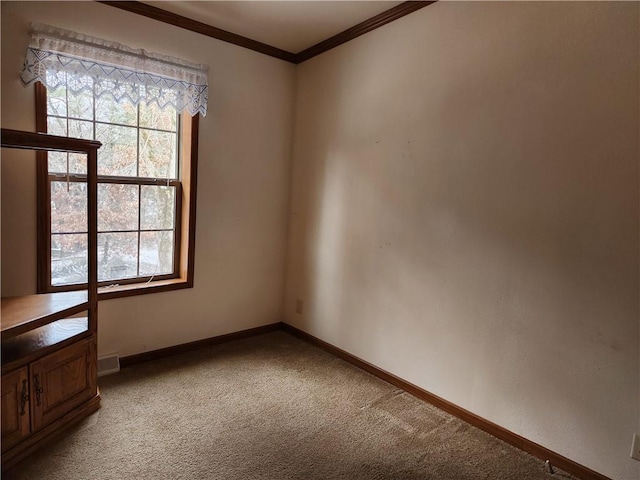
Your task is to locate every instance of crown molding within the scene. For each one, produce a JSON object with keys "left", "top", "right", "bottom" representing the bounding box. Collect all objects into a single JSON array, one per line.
[
  {"left": 295, "top": 1, "right": 435, "bottom": 63},
  {"left": 97, "top": 1, "right": 297, "bottom": 63},
  {"left": 97, "top": 1, "right": 436, "bottom": 64}
]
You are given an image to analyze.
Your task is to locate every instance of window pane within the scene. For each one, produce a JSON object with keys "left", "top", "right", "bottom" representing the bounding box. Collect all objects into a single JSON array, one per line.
[
  {"left": 51, "top": 233, "right": 88, "bottom": 286},
  {"left": 49, "top": 152, "right": 86, "bottom": 175},
  {"left": 96, "top": 123, "right": 137, "bottom": 176},
  {"left": 140, "top": 102, "right": 177, "bottom": 132},
  {"left": 43, "top": 80, "right": 189, "bottom": 287},
  {"left": 69, "top": 153, "right": 87, "bottom": 175},
  {"left": 51, "top": 181, "right": 87, "bottom": 233},
  {"left": 98, "top": 232, "right": 138, "bottom": 282},
  {"left": 140, "top": 231, "right": 174, "bottom": 276},
  {"left": 48, "top": 116, "right": 67, "bottom": 137},
  {"left": 47, "top": 86, "right": 67, "bottom": 117},
  {"left": 140, "top": 185, "right": 175, "bottom": 230},
  {"left": 69, "top": 119, "right": 93, "bottom": 140},
  {"left": 48, "top": 152, "right": 67, "bottom": 173},
  {"left": 67, "top": 88, "right": 93, "bottom": 120},
  {"left": 96, "top": 95, "right": 136, "bottom": 126},
  {"left": 98, "top": 184, "right": 139, "bottom": 232},
  {"left": 139, "top": 129, "right": 177, "bottom": 178}
]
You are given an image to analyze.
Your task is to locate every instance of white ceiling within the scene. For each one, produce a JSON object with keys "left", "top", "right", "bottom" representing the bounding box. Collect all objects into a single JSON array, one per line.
[{"left": 144, "top": 1, "right": 402, "bottom": 53}]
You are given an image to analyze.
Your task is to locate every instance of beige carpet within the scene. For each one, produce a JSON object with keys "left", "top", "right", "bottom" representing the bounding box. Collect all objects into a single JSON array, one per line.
[{"left": 7, "top": 331, "right": 576, "bottom": 480}]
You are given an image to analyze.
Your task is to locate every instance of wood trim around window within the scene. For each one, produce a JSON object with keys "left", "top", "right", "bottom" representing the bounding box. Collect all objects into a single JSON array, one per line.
[
  {"left": 35, "top": 83, "right": 198, "bottom": 300},
  {"left": 36, "top": 82, "right": 52, "bottom": 294}
]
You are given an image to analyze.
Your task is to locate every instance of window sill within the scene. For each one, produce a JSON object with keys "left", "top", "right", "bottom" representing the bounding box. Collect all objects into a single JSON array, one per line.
[{"left": 97, "top": 277, "right": 193, "bottom": 301}]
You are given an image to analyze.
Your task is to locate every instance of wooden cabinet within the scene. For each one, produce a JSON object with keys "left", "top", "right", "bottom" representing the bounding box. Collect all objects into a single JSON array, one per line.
[
  {"left": 1, "top": 367, "right": 30, "bottom": 451},
  {"left": 1, "top": 339, "right": 96, "bottom": 452},
  {"left": 30, "top": 338, "right": 96, "bottom": 433},
  {"left": 1, "top": 129, "right": 101, "bottom": 470}
]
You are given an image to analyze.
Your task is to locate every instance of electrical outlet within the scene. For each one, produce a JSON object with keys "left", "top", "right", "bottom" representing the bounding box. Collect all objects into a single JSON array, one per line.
[
  {"left": 296, "top": 299, "right": 303, "bottom": 315},
  {"left": 631, "top": 433, "right": 640, "bottom": 461}
]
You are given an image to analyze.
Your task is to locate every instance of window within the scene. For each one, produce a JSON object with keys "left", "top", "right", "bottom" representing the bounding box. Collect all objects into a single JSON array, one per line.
[
  {"left": 36, "top": 82, "right": 199, "bottom": 299},
  {"left": 21, "top": 24, "right": 206, "bottom": 299}
]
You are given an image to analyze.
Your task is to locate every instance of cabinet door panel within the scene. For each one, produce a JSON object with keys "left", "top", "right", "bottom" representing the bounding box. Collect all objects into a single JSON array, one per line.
[
  {"left": 31, "top": 339, "right": 96, "bottom": 432},
  {"left": 1, "top": 367, "right": 30, "bottom": 452}
]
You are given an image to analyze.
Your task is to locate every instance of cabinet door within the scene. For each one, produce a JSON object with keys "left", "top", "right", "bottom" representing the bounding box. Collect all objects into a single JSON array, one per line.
[
  {"left": 31, "top": 338, "right": 96, "bottom": 432},
  {"left": 1, "top": 367, "right": 30, "bottom": 452}
]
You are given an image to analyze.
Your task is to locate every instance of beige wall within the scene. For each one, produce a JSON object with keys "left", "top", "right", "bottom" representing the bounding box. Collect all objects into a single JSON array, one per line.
[
  {"left": 284, "top": 3, "right": 639, "bottom": 480},
  {"left": 2, "top": 2, "right": 639, "bottom": 479},
  {"left": 1, "top": 2, "right": 295, "bottom": 356}
]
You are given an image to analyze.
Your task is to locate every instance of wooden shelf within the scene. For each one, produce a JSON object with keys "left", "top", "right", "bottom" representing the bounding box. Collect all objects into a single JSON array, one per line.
[
  {"left": 2, "top": 317, "right": 89, "bottom": 369},
  {"left": 1, "top": 292, "right": 89, "bottom": 341},
  {"left": 1, "top": 127, "right": 100, "bottom": 471},
  {"left": 1, "top": 129, "right": 101, "bottom": 153}
]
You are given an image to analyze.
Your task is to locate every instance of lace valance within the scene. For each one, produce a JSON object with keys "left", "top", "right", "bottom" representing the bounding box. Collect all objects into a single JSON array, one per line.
[{"left": 20, "top": 24, "right": 209, "bottom": 117}]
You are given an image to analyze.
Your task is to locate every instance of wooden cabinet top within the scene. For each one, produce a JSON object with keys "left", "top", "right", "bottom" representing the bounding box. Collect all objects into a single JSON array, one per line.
[{"left": 1, "top": 292, "right": 89, "bottom": 341}]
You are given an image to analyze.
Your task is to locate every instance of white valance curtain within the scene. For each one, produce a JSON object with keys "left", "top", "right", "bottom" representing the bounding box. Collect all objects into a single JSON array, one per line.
[{"left": 20, "top": 23, "right": 209, "bottom": 117}]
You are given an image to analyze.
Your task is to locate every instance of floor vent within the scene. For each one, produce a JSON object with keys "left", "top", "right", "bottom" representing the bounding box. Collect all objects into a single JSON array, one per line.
[{"left": 98, "top": 354, "right": 120, "bottom": 377}]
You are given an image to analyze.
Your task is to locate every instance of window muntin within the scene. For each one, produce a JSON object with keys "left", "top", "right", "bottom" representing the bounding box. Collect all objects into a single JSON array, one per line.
[{"left": 44, "top": 76, "right": 181, "bottom": 287}]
